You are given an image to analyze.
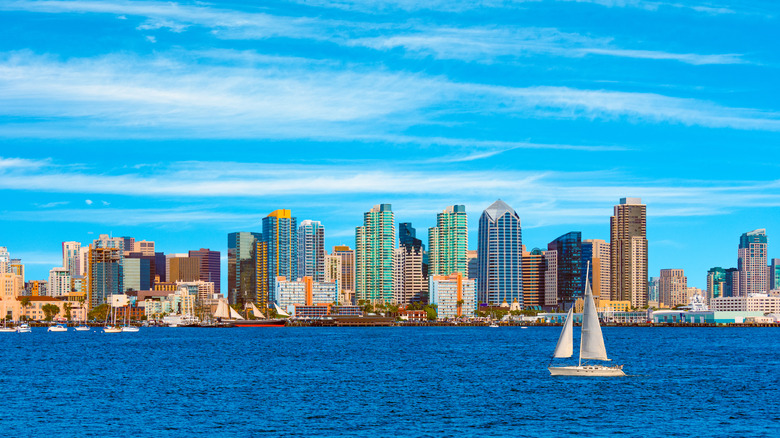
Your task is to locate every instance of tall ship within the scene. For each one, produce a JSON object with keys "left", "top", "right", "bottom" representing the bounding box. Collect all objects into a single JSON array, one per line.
[{"left": 213, "top": 299, "right": 286, "bottom": 327}]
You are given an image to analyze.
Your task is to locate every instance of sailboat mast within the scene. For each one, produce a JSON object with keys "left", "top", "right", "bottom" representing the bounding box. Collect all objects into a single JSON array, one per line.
[{"left": 578, "top": 261, "right": 591, "bottom": 367}]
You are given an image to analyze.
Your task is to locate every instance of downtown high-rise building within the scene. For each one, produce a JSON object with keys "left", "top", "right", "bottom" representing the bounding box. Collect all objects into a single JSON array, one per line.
[
  {"left": 521, "top": 246, "right": 545, "bottom": 308},
  {"left": 582, "top": 239, "right": 610, "bottom": 300},
  {"left": 548, "top": 231, "right": 583, "bottom": 309},
  {"left": 659, "top": 269, "right": 687, "bottom": 307},
  {"left": 297, "top": 220, "right": 325, "bottom": 282},
  {"left": 356, "top": 204, "right": 395, "bottom": 304},
  {"left": 428, "top": 205, "right": 467, "bottom": 277},
  {"left": 394, "top": 223, "right": 427, "bottom": 305},
  {"left": 189, "top": 248, "right": 221, "bottom": 292},
  {"left": 770, "top": 259, "right": 780, "bottom": 291},
  {"left": 333, "top": 245, "right": 355, "bottom": 304},
  {"left": 477, "top": 200, "right": 522, "bottom": 306},
  {"left": 227, "top": 231, "right": 262, "bottom": 305},
  {"left": 262, "top": 210, "right": 298, "bottom": 308},
  {"left": 48, "top": 267, "right": 71, "bottom": 297},
  {"left": 706, "top": 267, "right": 738, "bottom": 304},
  {"left": 610, "top": 197, "right": 648, "bottom": 308},
  {"left": 738, "top": 229, "right": 768, "bottom": 296},
  {"left": 62, "top": 241, "right": 81, "bottom": 277},
  {"left": 88, "top": 246, "right": 122, "bottom": 307}
]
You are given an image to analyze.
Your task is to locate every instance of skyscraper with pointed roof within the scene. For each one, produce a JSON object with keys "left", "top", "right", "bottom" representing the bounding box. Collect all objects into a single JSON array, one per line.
[{"left": 477, "top": 199, "right": 523, "bottom": 306}]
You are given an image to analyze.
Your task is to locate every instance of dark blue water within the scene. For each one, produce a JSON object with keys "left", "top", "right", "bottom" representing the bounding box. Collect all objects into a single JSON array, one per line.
[{"left": 0, "top": 327, "right": 778, "bottom": 437}]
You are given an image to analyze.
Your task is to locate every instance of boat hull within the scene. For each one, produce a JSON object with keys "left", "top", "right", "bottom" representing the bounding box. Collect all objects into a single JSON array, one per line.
[
  {"left": 231, "top": 319, "right": 287, "bottom": 327},
  {"left": 548, "top": 365, "right": 625, "bottom": 377}
]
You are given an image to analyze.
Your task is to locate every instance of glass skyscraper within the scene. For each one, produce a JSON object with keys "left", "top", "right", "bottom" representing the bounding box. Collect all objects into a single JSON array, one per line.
[
  {"left": 297, "top": 220, "right": 325, "bottom": 282},
  {"left": 227, "top": 231, "right": 261, "bottom": 305},
  {"left": 428, "top": 205, "right": 467, "bottom": 277},
  {"left": 477, "top": 200, "right": 522, "bottom": 306},
  {"left": 356, "top": 204, "right": 395, "bottom": 303},
  {"left": 548, "top": 231, "right": 583, "bottom": 309},
  {"left": 263, "top": 210, "right": 297, "bottom": 307}
]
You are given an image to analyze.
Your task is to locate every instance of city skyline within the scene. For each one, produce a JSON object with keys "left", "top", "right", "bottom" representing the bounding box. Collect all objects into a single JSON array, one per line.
[{"left": 1, "top": 1, "right": 779, "bottom": 289}]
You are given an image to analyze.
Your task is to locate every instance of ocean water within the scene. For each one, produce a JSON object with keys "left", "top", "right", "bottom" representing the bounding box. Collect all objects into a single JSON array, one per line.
[{"left": 0, "top": 326, "right": 777, "bottom": 437}]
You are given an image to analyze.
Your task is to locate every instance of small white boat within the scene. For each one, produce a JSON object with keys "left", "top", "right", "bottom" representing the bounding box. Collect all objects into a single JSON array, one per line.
[
  {"left": 0, "top": 320, "right": 15, "bottom": 333},
  {"left": 48, "top": 324, "right": 68, "bottom": 332},
  {"left": 103, "top": 326, "right": 122, "bottom": 334},
  {"left": 74, "top": 326, "right": 91, "bottom": 331},
  {"left": 489, "top": 322, "right": 499, "bottom": 328},
  {"left": 16, "top": 324, "right": 31, "bottom": 333},
  {"left": 521, "top": 326, "right": 529, "bottom": 329},
  {"left": 548, "top": 262, "right": 626, "bottom": 377},
  {"left": 121, "top": 326, "right": 139, "bottom": 333}
]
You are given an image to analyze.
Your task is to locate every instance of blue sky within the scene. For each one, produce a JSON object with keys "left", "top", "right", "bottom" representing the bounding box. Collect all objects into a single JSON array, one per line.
[{"left": 1, "top": 0, "right": 778, "bottom": 290}]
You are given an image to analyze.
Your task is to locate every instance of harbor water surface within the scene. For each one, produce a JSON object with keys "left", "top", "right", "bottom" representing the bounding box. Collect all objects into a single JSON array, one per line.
[{"left": 0, "top": 327, "right": 777, "bottom": 437}]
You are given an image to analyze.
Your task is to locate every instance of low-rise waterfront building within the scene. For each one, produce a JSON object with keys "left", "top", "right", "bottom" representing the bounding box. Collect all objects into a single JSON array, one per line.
[
  {"left": 274, "top": 276, "right": 338, "bottom": 315},
  {"left": 429, "top": 273, "right": 476, "bottom": 319},
  {"left": 711, "top": 294, "right": 780, "bottom": 312}
]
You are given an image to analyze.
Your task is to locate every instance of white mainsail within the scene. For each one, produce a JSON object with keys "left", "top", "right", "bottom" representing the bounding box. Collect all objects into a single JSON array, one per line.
[
  {"left": 580, "top": 279, "right": 609, "bottom": 361},
  {"left": 213, "top": 299, "right": 231, "bottom": 319},
  {"left": 552, "top": 307, "right": 574, "bottom": 358}
]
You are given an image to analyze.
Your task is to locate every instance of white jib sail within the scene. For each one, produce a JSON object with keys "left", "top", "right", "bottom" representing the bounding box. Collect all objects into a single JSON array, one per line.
[
  {"left": 274, "top": 303, "right": 290, "bottom": 317},
  {"left": 580, "top": 279, "right": 609, "bottom": 361},
  {"left": 248, "top": 302, "right": 266, "bottom": 319},
  {"left": 553, "top": 307, "right": 574, "bottom": 358},
  {"left": 228, "top": 306, "right": 245, "bottom": 320}
]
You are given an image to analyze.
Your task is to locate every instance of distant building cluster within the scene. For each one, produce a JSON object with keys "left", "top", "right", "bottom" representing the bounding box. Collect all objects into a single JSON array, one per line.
[
  {"left": 0, "top": 237, "right": 220, "bottom": 321},
  {"left": 1, "top": 197, "right": 776, "bottom": 321},
  {"left": 227, "top": 197, "right": 656, "bottom": 317}
]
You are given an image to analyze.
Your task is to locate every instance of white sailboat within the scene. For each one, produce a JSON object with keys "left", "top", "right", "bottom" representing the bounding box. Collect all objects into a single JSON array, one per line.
[
  {"left": 104, "top": 301, "right": 122, "bottom": 334},
  {"left": 75, "top": 302, "right": 91, "bottom": 331},
  {"left": 548, "top": 263, "right": 626, "bottom": 377}
]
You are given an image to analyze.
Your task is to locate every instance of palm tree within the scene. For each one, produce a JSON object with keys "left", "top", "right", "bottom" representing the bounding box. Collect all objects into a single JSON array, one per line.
[{"left": 19, "top": 296, "right": 31, "bottom": 321}]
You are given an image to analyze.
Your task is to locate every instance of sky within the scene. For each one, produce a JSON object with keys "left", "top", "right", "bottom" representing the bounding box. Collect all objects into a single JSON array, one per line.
[{"left": 1, "top": 0, "right": 779, "bottom": 290}]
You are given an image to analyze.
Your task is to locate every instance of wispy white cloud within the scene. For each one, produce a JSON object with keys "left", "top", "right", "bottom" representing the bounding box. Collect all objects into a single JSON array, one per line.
[
  {"left": 1, "top": 159, "right": 779, "bottom": 213},
  {"left": 3, "top": 207, "right": 258, "bottom": 226},
  {"left": 35, "top": 201, "right": 70, "bottom": 208},
  {"left": 0, "top": 156, "right": 50, "bottom": 169},
  {"left": 349, "top": 27, "right": 746, "bottom": 65},
  {"left": 0, "top": 51, "right": 777, "bottom": 143},
  {"left": 1, "top": 0, "right": 747, "bottom": 67},
  {"left": 286, "top": 0, "right": 738, "bottom": 15},
  {"left": 85, "top": 199, "right": 93, "bottom": 205}
]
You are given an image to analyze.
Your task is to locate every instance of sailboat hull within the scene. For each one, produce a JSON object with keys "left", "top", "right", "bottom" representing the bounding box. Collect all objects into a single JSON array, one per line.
[{"left": 548, "top": 365, "right": 625, "bottom": 377}]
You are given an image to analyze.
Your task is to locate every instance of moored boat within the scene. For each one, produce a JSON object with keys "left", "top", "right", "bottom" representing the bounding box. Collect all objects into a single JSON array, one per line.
[{"left": 48, "top": 324, "right": 68, "bottom": 332}]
